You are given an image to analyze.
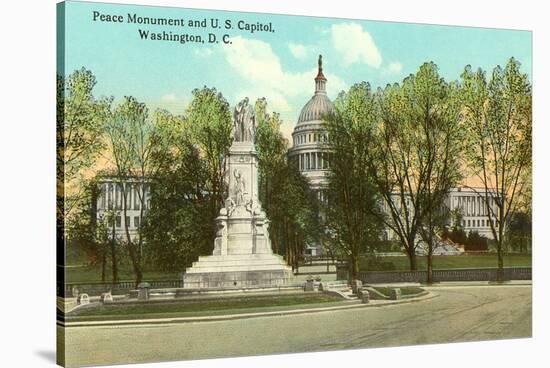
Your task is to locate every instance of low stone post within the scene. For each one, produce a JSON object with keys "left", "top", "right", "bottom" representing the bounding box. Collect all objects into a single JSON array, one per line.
[
  {"left": 351, "top": 279, "right": 362, "bottom": 295},
  {"left": 304, "top": 277, "right": 314, "bottom": 292},
  {"left": 72, "top": 287, "right": 80, "bottom": 299},
  {"left": 100, "top": 291, "right": 113, "bottom": 304},
  {"left": 390, "top": 288, "right": 401, "bottom": 300},
  {"left": 137, "top": 282, "right": 151, "bottom": 301},
  {"left": 358, "top": 289, "right": 370, "bottom": 304},
  {"left": 77, "top": 293, "right": 89, "bottom": 305}
]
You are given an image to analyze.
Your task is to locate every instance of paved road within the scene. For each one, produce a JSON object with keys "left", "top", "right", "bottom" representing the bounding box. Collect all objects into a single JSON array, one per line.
[{"left": 61, "top": 285, "right": 531, "bottom": 367}]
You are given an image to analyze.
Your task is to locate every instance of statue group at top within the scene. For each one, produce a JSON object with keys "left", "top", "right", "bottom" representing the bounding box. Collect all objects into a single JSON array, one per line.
[{"left": 232, "top": 97, "right": 256, "bottom": 143}]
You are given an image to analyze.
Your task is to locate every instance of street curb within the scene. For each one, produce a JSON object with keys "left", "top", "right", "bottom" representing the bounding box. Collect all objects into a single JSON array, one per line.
[
  {"left": 59, "top": 292, "right": 438, "bottom": 328},
  {"left": 424, "top": 281, "right": 532, "bottom": 287}
]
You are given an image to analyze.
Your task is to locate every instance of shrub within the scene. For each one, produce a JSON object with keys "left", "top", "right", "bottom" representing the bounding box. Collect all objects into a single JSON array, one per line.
[{"left": 465, "top": 231, "right": 489, "bottom": 251}]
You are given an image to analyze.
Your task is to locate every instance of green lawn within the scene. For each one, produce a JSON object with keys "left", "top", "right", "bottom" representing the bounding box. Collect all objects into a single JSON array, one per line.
[
  {"left": 361, "top": 254, "right": 531, "bottom": 272},
  {"left": 67, "top": 293, "right": 344, "bottom": 321},
  {"left": 65, "top": 265, "right": 181, "bottom": 283}
]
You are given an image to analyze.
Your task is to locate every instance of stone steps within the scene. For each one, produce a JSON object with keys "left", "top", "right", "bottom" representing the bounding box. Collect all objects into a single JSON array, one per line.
[
  {"left": 185, "top": 263, "right": 292, "bottom": 274},
  {"left": 192, "top": 258, "right": 288, "bottom": 268},
  {"left": 196, "top": 254, "right": 285, "bottom": 262}
]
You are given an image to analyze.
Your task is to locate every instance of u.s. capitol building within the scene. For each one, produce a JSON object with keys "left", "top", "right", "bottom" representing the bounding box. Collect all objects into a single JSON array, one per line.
[
  {"left": 287, "top": 56, "right": 500, "bottom": 255},
  {"left": 287, "top": 56, "right": 333, "bottom": 255}
]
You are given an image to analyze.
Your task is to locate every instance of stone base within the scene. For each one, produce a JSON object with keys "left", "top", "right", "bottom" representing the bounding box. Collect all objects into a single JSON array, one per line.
[{"left": 183, "top": 254, "right": 294, "bottom": 289}]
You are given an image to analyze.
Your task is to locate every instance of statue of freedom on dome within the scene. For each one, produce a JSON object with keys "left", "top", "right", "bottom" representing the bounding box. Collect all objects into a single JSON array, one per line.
[{"left": 232, "top": 97, "right": 256, "bottom": 143}]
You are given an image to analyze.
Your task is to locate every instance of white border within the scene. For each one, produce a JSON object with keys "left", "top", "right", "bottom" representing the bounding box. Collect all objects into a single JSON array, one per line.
[{"left": 1, "top": 1, "right": 547, "bottom": 367}]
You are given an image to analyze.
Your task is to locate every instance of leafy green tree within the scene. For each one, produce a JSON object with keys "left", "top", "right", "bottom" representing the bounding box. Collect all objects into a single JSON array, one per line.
[
  {"left": 104, "top": 96, "right": 154, "bottom": 286},
  {"left": 506, "top": 211, "right": 531, "bottom": 254},
  {"left": 272, "top": 163, "right": 320, "bottom": 269},
  {"left": 66, "top": 179, "right": 115, "bottom": 282},
  {"left": 465, "top": 231, "right": 489, "bottom": 251},
  {"left": 255, "top": 98, "right": 286, "bottom": 221},
  {"left": 460, "top": 58, "right": 532, "bottom": 281},
  {"left": 57, "top": 68, "right": 111, "bottom": 235},
  {"left": 254, "top": 98, "right": 320, "bottom": 268},
  {"left": 142, "top": 110, "right": 214, "bottom": 270},
  {"left": 142, "top": 87, "right": 232, "bottom": 270},
  {"left": 186, "top": 87, "right": 233, "bottom": 220},
  {"left": 323, "top": 83, "right": 385, "bottom": 282},
  {"left": 367, "top": 80, "right": 426, "bottom": 271},
  {"left": 450, "top": 208, "right": 464, "bottom": 232},
  {"left": 400, "top": 63, "right": 464, "bottom": 283}
]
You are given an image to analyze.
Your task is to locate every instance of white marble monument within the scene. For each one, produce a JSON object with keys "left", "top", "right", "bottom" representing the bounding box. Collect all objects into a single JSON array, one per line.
[{"left": 183, "top": 98, "right": 294, "bottom": 289}]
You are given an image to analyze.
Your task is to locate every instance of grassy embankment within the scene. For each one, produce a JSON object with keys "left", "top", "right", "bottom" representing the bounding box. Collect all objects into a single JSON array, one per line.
[{"left": 67, "top": 293, "right": 345, "bottom": 321}]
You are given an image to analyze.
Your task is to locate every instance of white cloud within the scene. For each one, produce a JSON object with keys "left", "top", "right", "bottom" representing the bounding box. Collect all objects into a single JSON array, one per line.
[
  {"left": 288, "top": 42, "right": 308, "bottom": 60},
  {"left": 222, "top": 36, "right": 346, "bottom": 119},
  {"left": 388, "top": 61, "right": 403, "bottom": 73},
  {"left": 194, "top": 48, "right": 213, "bottom": 57},
  {"left": 330, "top": 22, "right": 382, "bottom": 68},
  {"left": 161, "top": 93, "right": 177, "bottom": 102},
  {"left": 155, "top": 93, "right": 189, "bottom": 115}
]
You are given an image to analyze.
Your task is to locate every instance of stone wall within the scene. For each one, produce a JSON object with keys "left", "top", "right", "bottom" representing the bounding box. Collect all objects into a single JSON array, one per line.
[
  {"left": 336, "top": 264, "right": 532, "bottom": 283},
  {"left": 64, "top": 279, "right": 183, "bottom": 297}
]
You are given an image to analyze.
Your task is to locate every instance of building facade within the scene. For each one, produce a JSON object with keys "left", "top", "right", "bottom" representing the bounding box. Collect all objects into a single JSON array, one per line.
[
  {"left": 445, "top": 187, "right": 501, "bottom": 239},
  {"left": 94, "top": 176, "right": 151, "bottom": 241},
  {"left": 382, "top": 188, "right": 501, "bottom": 242}
]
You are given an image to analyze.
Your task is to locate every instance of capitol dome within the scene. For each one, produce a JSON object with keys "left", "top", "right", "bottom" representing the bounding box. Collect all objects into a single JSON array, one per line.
[
  {"left": 297, "top": 93, "right": 335, "bottom": 123},
  {"left": 296, "top": 55, "right": 335, "bottom": 124},
  {"left": 288, "top": 54, "right": 333, "bottom": 192}
]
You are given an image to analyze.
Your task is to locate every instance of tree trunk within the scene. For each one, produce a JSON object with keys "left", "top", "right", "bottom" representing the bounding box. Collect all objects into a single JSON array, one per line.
[
  {"left": 101, "top": 251, "right": 106, "bottom": 283},
  {"left": 426, "top": 252, "right": 433, "bottom": 284},
  {"left": 350, "top": 254, "right": 359, "bottom": 282},
  {"left": 121, "top": 183, "right": 143, "bottom": 287},
  {"left": 110, "top": 235, "right": 118, "bottom": 283},
  {"left": 408, "top": 247, "right": 417, "bottom": 271},
  {"left": 497, "top": 240, "right": 504, "bottom": 282}
]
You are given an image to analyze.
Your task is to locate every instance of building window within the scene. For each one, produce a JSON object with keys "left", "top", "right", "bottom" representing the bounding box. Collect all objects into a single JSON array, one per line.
[
  {"left": 117, "top": 184, "right": 123, "bottom": 210},
  {"left": 114, "top": 184, "right": 119, "bottom": 210},
  {"left": 311, "top": 152, "right": 316, "bottom": 169},
  {"left": 116, "top": 216, "right": 121, "bottom": 228},
  {"left": 477, "top": 219, "right": 480, "bottom": 227},
  {"left": 467, "top": 220, "right": 471, "bottom": 227},
  {"left": 134, "top": 216, "right": 140, "bottom": 228},
  {"left": 108, "top": 184, "right": 113, "bottom": 210},
  {"left": 134, "top": 185, "right": 140, "bottom": 210},
  {"left": 101, "top": 184, "right": 106, "bottom": 209}
]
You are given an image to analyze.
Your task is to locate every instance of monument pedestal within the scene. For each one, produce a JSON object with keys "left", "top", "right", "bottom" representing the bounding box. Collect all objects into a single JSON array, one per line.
[
  {"left": 183, "top": 123, "right": 294, "bottom": 289},
  {"left": 183, "top": 254, "right": 294, "bottom": 289}
]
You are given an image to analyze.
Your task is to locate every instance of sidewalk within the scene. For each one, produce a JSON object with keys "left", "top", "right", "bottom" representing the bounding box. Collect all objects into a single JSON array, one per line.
[{"left": 425, "top": 280, "right": 532, "bottom": 287}]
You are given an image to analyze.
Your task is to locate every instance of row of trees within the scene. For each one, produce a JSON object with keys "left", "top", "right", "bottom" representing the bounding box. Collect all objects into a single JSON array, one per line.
[
  {"left": 59, "top": 72, "right": 319, "bottom": 285},
  {"left": 60, "top": 57, "right": 531, "bottom": 285},
  {"left": 323, "top": 58, "right": 531, "bottom": 282}
]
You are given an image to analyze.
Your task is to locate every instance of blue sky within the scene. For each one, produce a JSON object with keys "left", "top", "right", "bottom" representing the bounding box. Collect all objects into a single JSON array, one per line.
[{"left": 61, "top": 0, "right": 532, "bottom": 139}]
